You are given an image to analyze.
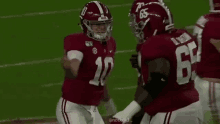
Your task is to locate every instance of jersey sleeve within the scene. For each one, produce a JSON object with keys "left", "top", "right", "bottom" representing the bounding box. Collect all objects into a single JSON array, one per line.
[
  {"left": 64, "top": 35, "right": 85, "bottom": 53},
  {"left": 203, "top": 19, "right": 220, "bottom": 39},
  {"left": 64, "top": 35, "right": 85, "bottom": 61}
]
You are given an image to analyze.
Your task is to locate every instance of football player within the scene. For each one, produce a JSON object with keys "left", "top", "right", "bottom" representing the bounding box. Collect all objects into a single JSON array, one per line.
[
  {"left": 110, "top": 2, "right": 203, "bottom": 124},
  {"left": 128, "top": 1, "right": 165, "bottom": 124},
  {"left": 56, "top": 1, "right": 117, "bottom": 124},
  {"left": 193, "top": 0, "right": 220, "bottom": 123}
]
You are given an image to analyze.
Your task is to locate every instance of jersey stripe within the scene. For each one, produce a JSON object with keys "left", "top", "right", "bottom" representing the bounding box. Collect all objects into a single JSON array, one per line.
[
  {"left": 167, "top": 112, "right": 172, "bottom": 124},
  {"left": 61, "top": 99, "right": 70, "bottom": 124},
  {"left": 61, "top": 98, "right": 68, "bottom": 124},
  {"left": 163, "top": 112, "right": 169, "bottom": 124},
  {"left": 93, "top": 1, "right": 104, "bottom": 17}
]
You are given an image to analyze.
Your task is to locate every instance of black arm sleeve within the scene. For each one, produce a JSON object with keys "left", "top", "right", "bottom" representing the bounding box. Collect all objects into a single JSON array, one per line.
[{"left": 143, "top": 72, "right": 169, "bottom": 99}]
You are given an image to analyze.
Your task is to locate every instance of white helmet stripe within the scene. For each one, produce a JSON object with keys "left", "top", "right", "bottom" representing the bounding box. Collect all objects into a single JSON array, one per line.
[
  {"left": 146, "top": 2, "right": 172, "bottom": 24},
  {"left": 93, "top": 1, "right": 104, "bottom": 17},
  {"left": 209, "top": 0, "right": 214, "bottom": 10}
]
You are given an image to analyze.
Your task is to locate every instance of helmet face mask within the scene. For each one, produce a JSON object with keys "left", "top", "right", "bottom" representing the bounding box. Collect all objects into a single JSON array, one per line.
[
  {"left": 129, "top": 2, "right": 174, "bottom": 43},
  {"left": 129, "top": 14, "right": 150, "bottom": 43},
  {"left": 129, "top": 0, "right": 166, "bottom": 43},
  {"left": 83, "top": 19, "right": 112, "bottom": 41},
  {"left": 79, "top": 1, "right": 113, "bottom": 42}
]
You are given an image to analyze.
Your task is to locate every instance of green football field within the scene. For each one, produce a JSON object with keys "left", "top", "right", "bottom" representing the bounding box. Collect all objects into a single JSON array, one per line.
[{"left": 0, "top": 0, "right": 214, "bottom": 123}]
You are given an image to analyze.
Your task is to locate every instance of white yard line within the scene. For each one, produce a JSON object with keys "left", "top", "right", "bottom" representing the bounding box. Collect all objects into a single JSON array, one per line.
[
  {"left": 0, "top": 3, "right": 132, "bottom": 19},
  {"left": 0, "top": 50, "right": 135, "bottom": 68},
  {"left": 0, "top": 26, "right": 194, "bottom": 69},
  {"left": 41, "top": 80, "right": 137, "bottom": 90},
  {"left": 0, "top": 86, "right": 137, "bottom": 123}
]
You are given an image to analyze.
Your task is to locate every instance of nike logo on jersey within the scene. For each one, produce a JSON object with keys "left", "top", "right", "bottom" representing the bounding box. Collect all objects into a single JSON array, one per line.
[{"left": 109, "top": 50, "right": 112, "bottom": 53}]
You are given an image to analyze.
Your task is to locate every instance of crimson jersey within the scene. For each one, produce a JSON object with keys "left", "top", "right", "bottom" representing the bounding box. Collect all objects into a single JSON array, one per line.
[
  {"left": 140, "top": 29, "right": 199, "bottom": 116},
  {"left": 62, "top": 33, "right": 116, "bottom": 106},
  {"left": 193, "top": 13, "right": 220, "bottom": 78}
]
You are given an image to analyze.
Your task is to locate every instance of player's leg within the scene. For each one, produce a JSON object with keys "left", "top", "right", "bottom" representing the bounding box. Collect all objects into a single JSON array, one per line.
[
  {"left": 56, "top": 97, "right": 91, "bottom": 124},
  {"left": 92, "top": 107, "right": 105, "bottom": 124},
  {"left": 148, "top": 112, "right": 172, "bottom": 124},
  {"left": 140, "top": 113, "right": 151, "bottom": 124},
  {"left": 131, "top": 107, "right": 145, "bottom": 124},
  {"left": 195, "top": 76, "right": 220, "bottom": 123},
  {"left": 149, "top": 101, "right": 203, "bottom": 124},
  {"left": 208, "top": 82, "right": 220, "bottom": 123}
]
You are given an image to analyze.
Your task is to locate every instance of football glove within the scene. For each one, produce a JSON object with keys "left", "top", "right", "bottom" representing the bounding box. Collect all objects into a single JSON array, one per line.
[
  {"left": 110, "top": 101, "right": 141, "bottom": 124},
  {"left": 129, "top": 54, "right": 141, "bottom": 73}
]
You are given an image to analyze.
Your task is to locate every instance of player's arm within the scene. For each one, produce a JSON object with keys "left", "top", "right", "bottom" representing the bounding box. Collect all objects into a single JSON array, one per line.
[
  {"left": 63, "top": 35, "right": 84, "bottom": 78},
  {"left": 102, "top": 84, "right": 117, "bottom": 117},
  {"left": 113, "top": 57, "right": 170, "bottom": 121},
  {"left": 134, "top": 58, "right": 170, "bottom": 105},
  {"left": 65, "top": 50, "right": 83, "bottom": 78}
]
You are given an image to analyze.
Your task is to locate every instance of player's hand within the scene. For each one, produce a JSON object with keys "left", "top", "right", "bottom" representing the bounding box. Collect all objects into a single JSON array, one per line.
[
  {"left": 61, "top": 55, "right": 70, "bottom": 69},
  {"left": 129, "top": 54, "right": 141, "bottom": 73},
  {"left": 108, "top": 111, "right": 131, "bottom": 124},
  {"left": 129, "top": 54, "right": 138, "bottom": 68}
]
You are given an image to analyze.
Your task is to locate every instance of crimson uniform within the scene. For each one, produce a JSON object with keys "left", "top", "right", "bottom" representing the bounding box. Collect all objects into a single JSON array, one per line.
[
  {"left": 62, "top": 33, "right": 116, "bottom": 106},
  {"left": 56, "top": 1, "right": 116, "bottom": 124},
  {"left": 194, "top": 13, "right": 220, "bottom": 123},
  {"left": 112, "top": 3, "right": 203, "bottom": 124},
  {"left": 141, "top": 29, "right": 200, "bottom": 118},
  {"left": 129, "top": 1, "right": 165, "bottom": 124}
]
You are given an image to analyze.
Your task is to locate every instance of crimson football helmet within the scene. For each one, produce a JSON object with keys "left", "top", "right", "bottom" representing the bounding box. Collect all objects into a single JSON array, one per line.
[
  {"left": 129, "top": 0, "right": 164, "bottom": 15},
  {"left": 129, "top": 0, "right": 165, "bottom": 43},
  {"left": 79, "top": 1, "right": 113, "bottom": 42},
  {"left": 130, "top": 2, "right": 174, "bottom": 42},
  {"left": 209, "top": 0, "right": 220, "bottom": 12}
]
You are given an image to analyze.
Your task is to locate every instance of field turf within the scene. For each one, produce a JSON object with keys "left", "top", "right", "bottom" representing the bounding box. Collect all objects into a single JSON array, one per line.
[{"left": 0, "top": 0, "right": 214, "bottom": 123}]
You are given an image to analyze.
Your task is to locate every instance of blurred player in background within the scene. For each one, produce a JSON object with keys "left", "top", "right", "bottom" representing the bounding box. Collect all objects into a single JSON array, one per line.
[
  {"left": 193, "top": 0, "right": 220, "bottom": 123},
  {"left": 56, "top": 1, "right": 117, "bottom": 124},
  {"left": 128, "top": 1, "right": 165, "bottom": 124},
  {"left": 110, "top": 2, "right": 203, "bottom": 124}
]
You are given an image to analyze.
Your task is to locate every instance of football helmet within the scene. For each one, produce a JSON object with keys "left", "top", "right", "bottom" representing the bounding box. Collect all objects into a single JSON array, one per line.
[
  {"left": 130, "top": 2, "right": 174, "bottom": 42},
  {"left": 129, "top": 0, "right": 165, "bottom": 43},
  {"left": 79, "top": 1, "right": 113, "bottom": 42},
  {"left": 209, "top": 0, "right": 220, "bottom": 12}
]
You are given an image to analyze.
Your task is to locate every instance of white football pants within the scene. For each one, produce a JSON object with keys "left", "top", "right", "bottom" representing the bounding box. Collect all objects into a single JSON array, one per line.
[
  {"left": 195, "top": 76, "right": 220, "bottom": 123},
  {"left": 56, "top": 97, "right": 104, "bottom": 124},
  {"left": 140, "top": 101, "right": 203, "bottom": 124}
]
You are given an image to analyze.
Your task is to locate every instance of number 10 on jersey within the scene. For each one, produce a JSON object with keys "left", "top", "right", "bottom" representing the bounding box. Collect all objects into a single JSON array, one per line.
[{"left": 89, "top": 57, "right": 114, "bottom": 86}]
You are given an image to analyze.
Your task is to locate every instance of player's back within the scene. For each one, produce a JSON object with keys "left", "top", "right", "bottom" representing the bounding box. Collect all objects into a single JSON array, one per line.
[
  {"left": 62, "top": 33, "right": 116, "bottom": 106},
  {"left": 193, "top": 13, "right": 220, "bottom": 78},
  {"left": 143, "top": 29, "right": 199, "bottom": 115}
]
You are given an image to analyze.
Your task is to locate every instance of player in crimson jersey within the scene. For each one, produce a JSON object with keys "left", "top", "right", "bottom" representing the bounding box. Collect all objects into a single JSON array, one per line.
[
  {"left": 193, "top": 0, "right": 220, "bottom": 123},
  {"left": 56, "top": 1, "right": 117, "bottom": 124},
  {"left": 110, "top": 2, "right": 203, "bottom": 124},
  {"left": 128, "top": 1, "right": 166, "bottom": 124}
]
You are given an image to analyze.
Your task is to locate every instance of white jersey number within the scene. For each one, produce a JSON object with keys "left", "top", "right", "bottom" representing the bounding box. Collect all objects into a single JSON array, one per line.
[
  {"left": 176, "top": 41, "right": 197, "bottom": 85},
  {"left": 89, "top": 57, "right": 114, "bottom": 86}
]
